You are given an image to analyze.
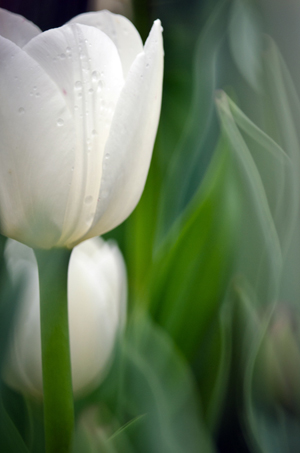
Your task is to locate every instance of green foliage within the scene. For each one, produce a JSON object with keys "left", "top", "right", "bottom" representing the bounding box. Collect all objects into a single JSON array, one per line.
[{"left": 74, "top": 313, "right": 215, "bottom": 453}]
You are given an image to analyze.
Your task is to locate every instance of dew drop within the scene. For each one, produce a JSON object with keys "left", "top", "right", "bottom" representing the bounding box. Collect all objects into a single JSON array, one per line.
[
  {"left": 75, "top": 80, "right": 82, "bottom": 90},
  {"left": 60, "top": 53, "right": 66, "bottom": 60},
  {"left": 88, "top": 88, "right": 94, "bottom": 94},
  {"left": 57, "top": 118, "right": 64, "bottom": 127},
  {"left": 86, "top": 213, "right": 94, "bottom": 224},
  {"left": 92, "top": 70, "right": 100, "bottom": 82},
  {"left": 35, "top": 92, "right": 40, "bottom": 97},
  {"left": 18, "top": 107, "right": 25, "bottom": 114},
  {"left": 105, "top": 153, "right": 110, "bottom": 160},
  {"left": 97, "top": 81, "right": 103, "bottom": 92},
  {"left": 85, "top": 195, "right": 93, "bottom": 204},
  {"left": 91, "top": 129, "right": 97, "bottom": 136},
  {"left": 66, "top": 47, "right": 71, "bottom": 55}
]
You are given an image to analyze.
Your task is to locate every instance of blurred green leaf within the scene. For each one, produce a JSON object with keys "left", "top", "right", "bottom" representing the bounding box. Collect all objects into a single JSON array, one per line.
[
  {"left": 261, "top": 40, "right": 300, "bottom": 305},
  {"left": 121, "top": 313, "right": 214, "bottom": 453},
  {"left": 231, "top": 277, "right": 300, "bottom": 453},
  {"left": 148, "top": 136, "right": 237, "bottom": 360},
  {"left": 195, "top": 296, "right": 232, "bottom": 432},
  {"left": 229, "top": 0, "right": 262, "bottom": 91},
  {"left": 124, "top": 151, "right": 162, "bottom": 303},
  {"left": 217, "top": 91, "right": 283, "bottom": 305},
  {"left": 0, "top": 403, "right": 30, "bottom": 453},
  {"left": 75, "top": 313, "right": 214, "bottom": 453},
  {"left": 157, "top": 0, "right": 230, "bottom": 240}
]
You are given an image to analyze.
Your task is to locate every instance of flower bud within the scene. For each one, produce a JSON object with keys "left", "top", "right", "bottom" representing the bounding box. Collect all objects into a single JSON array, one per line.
[{"left": 2, "top": 236, "right": 127, "bottom": 399}]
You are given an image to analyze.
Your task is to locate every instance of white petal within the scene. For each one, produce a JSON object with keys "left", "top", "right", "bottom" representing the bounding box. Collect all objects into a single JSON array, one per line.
[
  {"left": 0, "top": 36, "right": 75, "bottom": 248},
  {"left": 24, "top": 24, "right": 124, "bottom": 246},
  {"left": 68, "top": 236, "right": 126, "bottom": 395},
  {"left": 69, "top": 10, "right": 143, "bottom": 77},
  {"left": 2, "top": 240, "right": 43, "bottom": 398},
  {"left": 0, "top": 8, "right": 41, "bottom": 47},
  {"left": 82, "top": 20, "right": 164, "bottom": 240}
]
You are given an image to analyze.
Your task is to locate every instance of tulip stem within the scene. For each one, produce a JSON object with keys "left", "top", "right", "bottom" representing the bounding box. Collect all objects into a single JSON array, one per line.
[{"left": 34, "top": 248, "right": 74, "bottom": 453}]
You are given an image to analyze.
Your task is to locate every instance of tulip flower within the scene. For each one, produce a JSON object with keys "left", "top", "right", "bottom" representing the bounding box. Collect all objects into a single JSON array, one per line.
[
  {"left": 3, "top": 236, "right": 127, "bottom": 398},
  {"left": 0, "top": 8, "right": 163, "bottom": 249}
]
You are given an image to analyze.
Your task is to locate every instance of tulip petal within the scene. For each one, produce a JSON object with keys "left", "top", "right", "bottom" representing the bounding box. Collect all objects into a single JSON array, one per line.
[
  {"left": 23, "top": 24, "right": 124, "bottom": 246},
  {"left": 68, "top": 237, "right": 126, "bottom": 394},
  {"left": 0, "top": 8, "right": 41, "bottom": 47},
  {"left": 0, "top": 36, "right": 77, "bottom": 248},
  {"left": 69, "top": 10, "right": 143, "bottom": 77},
  {"left": 82, "top": 20, "right": 164, "bottom": 241},
  {"left": 3, "top": 241, "right": 43, "bottom": 397}
]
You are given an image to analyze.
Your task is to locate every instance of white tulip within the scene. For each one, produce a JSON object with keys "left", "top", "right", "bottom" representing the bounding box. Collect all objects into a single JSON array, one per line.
[
  {"left": 0, "top": 8, "right": 163, "bottom": 249},
  {"left": 2, "top": 236, "right": 127, "bottom": 398}
]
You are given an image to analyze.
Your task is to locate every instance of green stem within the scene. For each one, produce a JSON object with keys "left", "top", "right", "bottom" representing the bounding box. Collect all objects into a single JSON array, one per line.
[{"left": 34, "top": 248, "right": 74, "bottom": 453}]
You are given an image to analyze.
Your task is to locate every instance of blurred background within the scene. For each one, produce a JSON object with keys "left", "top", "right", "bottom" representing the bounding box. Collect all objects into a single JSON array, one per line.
[{"left": 2, "top": 0, "right": 300, "bottom": 452}]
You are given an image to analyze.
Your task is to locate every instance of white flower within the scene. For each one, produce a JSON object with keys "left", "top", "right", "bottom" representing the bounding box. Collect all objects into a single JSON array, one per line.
[
  {"left": 0, "top": 8, "right": 163, "bottom": 248},
  {"left": 2, "top": 236, "right": 127, "bottom": 398}
]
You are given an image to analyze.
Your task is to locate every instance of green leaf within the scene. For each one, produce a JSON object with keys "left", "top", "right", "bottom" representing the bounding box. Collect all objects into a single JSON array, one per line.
[
  {"left": 122, "top": 313, "right": 215, "bottom": 453},
  {"left": 0, "top": 402, "right": 30, "bottom": 453},
  {"left": 148, "top": 138, "right": 237, "bottom": 360},
  {"left": 74, "top": 313, "right": 214, "bottom": 453},
  {"left": 157, "top": 0, "right": 230, "bottom": 240},
  {"left": 231, "top": 278, "right": 300, "bottom": 453},
  {"left": 195, "top": 297, "right": 232, "bottom": 432},
  {"left": 216, "top": 91, "right": 283, "bottom": 305},
  {"left": 229, "top": 0, "right": 262, "bottom": 90}
]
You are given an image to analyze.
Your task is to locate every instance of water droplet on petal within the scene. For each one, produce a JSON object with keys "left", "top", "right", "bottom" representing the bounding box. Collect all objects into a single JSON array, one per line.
[
  {"left": 91, "top": 129, "right": 97, "bottom": 136},
  {"left": 86, "top": 213, "right": 94, "bottom": 224},
  {"left": 105, "top": 153, "right": 110, "bottom": 160},
  {"left": 97, "top": 81, "right": 103, "bottom": 92},
  {"left": 75, "top": 80, "right": 82, "bottom": 90},
  {"left": 85, "top": 195, "right": 93, "bottom": 204},
  {"left": 66, "top": 47, "right": 71, "bottom": 55},
  {"left": 57, "top": 118, "right": 64, "bottom": 127},
  {"left": 35, "top": 92, "right": 40, "bottom": 97},
  {"left": 92, "top": 70, "right": 100, "bottom": 82},
  {"left": 60, "top": 53, "right": 66, "bottom": 60},
  {"left": 18, "top": 107, "right": 25, "bottom": 114},
  {"left": 89, "top": 88, "right": 94, "bottom": 94}
]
